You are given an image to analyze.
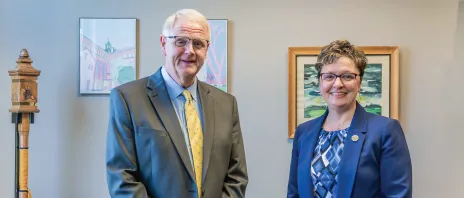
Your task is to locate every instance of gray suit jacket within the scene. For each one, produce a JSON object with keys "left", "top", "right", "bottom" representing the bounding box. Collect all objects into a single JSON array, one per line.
[{"left": 106, "top": 68, "right": 248, "bottom": 198}]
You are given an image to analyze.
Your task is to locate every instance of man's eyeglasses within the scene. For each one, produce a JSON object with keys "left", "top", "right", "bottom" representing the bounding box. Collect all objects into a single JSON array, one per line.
[
  {"left": 319, "top": 73, "right": 360, "bottom": 83},
  {"left": 165, "top": 36, "right": 209, "bottom": 50}
]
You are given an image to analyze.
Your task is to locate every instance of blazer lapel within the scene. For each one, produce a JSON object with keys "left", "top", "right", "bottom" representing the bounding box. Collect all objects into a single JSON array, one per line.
[
  {"left": 146, "top": 69, "right": 196, "bottom": 182},
  {"left": 198, "top": 82, "right": 215, "bottom": 181},
  {"left": 336, "top": 102, "right": 367, "bottom": 198},
  {"left": 299, "top": 111, "right": 328, "bottom": 198}
]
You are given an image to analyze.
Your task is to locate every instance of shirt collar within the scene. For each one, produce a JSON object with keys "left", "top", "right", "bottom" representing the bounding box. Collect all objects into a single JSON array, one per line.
[{"left": 161, "top": 66, "right": 198, "bottom": 101}]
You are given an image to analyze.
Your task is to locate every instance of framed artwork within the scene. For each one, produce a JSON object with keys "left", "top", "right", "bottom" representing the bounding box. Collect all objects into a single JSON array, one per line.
[
  {"left": 198, "top": 19, "right": 228, "bottom": 92},
  {"left": 288, "top": 46, "right": 399, "bottom": 138},
  {"left": 79, "top": 18, "right": 137, "bottom": 95}
]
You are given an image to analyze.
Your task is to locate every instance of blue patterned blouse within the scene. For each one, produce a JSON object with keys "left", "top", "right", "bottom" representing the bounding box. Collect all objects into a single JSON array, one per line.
[{"left": 310, "top": 128, "right": 348, "bottom": 198}]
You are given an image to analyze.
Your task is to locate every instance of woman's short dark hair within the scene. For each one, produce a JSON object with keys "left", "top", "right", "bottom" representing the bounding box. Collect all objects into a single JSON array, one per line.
[{"left": 315, "top": 40, "right": 368, "bottom": 80}]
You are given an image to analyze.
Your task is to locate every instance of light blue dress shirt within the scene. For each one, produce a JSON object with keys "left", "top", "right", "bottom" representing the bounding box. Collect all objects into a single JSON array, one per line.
[{"left": 161, "top": 66, "right": 204, "bottom": 168}]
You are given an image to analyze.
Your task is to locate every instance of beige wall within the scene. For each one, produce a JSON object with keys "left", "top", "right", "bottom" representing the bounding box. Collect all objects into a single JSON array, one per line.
[{"left": 0, "top": 0, "right": 463, "bottom": 197}]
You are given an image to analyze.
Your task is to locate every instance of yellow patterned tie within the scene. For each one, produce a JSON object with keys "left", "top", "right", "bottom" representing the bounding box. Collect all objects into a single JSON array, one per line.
[{"left": 182, "top": 90, "right": 203, "bottom": 197}]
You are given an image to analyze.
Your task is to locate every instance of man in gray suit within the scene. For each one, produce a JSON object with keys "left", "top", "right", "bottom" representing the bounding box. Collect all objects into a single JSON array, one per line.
[{"left": 106, "top": 9, "right": 248, "bottom": 198}]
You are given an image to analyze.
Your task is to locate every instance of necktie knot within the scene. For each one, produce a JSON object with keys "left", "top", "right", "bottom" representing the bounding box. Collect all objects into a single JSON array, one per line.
[{"left": 182, "top": 90, "right": 193, "bottom": 102}]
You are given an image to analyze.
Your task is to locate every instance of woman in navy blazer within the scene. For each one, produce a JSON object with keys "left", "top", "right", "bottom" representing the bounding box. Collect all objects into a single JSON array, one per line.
[{"left": 287, "top": 40, "right": 412, "bottom": 198}]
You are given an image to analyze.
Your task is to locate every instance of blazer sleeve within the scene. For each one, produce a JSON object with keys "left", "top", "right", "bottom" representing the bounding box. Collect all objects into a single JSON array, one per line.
[
  {"left": 222, "top": 96, "right": 249, "bottom": 198},
  {"left": 287, "top": 126, "right": 301, "bottom": 198},
  {"left": 106, "top": 89, "right": 150, "bottom": 198},
  {"left": 380, "top": 119, "right": 413, "bottom": 198}
]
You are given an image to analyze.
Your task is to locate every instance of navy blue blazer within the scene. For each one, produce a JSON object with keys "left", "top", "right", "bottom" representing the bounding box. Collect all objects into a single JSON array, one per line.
[{"left": 287, "top": 102, "right": 412, "bottom": 198}]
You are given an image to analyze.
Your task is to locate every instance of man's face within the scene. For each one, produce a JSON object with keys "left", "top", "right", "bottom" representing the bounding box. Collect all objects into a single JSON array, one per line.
[{"left": 160, "top": 17, "right": 210, "bottom": 84}]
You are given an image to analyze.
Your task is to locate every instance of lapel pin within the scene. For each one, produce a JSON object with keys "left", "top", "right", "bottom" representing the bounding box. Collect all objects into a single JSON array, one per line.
[{"left": 351, "top": 135, "right": 359, "bottom": 142}]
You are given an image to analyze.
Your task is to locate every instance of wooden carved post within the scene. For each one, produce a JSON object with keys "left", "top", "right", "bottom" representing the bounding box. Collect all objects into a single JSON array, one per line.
[{"left": 9, "top": 49, "right": 40, "bottom": 198}]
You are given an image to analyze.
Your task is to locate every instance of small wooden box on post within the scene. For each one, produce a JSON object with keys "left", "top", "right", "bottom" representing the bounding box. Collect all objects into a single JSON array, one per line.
[{"left": 9, "top": 49, "right": 40, "bottom": 198}]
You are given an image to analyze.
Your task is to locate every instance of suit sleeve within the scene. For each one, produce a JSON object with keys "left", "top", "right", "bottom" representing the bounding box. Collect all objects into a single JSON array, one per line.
[
  {"left": 287, "top": 126, "right": 300, "bottom": 198},
  {"left": 380, "top": 119, "right": 413, "bottom": 198},
  {"left": 106, "top": 89, "right": 150, "bottom": 198},
  {"left": 222, "top": 96, "right": 248, "bottom": 198}
]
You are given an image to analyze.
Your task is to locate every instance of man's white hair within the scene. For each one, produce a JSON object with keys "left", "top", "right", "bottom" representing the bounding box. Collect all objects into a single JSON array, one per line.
[{"left": 162, "top": 9, "right": 211, "bottom": 40}]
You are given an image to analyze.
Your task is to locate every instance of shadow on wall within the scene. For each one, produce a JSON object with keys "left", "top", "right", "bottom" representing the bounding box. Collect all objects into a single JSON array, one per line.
[
  {"left": 443, "top": 0, "right": 464, "bottom": 193},
  {"left": 455, "top": 1, "right": 464, "bottom": 58}
]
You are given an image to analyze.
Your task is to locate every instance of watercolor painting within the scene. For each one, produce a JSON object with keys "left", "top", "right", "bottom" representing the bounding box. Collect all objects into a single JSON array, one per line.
[
  {"left": 197, "top": 19, "right": 228, "bottom": 92},
  {"left": 302, "top": 64, "right": 325, "bottom": 119},
  {"left": 287, "top": 46, "right": 399, "bottom": 138},
  {"left": 79, "top": 18, "right": 137, "bottom": 95}
]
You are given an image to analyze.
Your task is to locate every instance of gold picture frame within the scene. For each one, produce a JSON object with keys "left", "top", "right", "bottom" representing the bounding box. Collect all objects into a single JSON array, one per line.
[{"left": 288, "top": 46, "right": 399, "bottom": 138}]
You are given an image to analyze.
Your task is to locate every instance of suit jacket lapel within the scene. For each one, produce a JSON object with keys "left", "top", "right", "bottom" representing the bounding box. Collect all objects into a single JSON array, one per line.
[
  {"left": 336, "top": 102, "right": 367, "bottom": 198},
  {"left": 198, "top": 82, "right": 215, "bottom": 181},
  {"left": 299, "top": 111, "right": 328, "bottom": 198},
  {"left": 146, "top": 69, "right": 196, "bottom": 182}
]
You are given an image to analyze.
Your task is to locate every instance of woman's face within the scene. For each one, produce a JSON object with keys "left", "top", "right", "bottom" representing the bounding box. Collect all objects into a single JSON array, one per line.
[{"left": 319, "top": 57, "right": 361, "bottom": 111}]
